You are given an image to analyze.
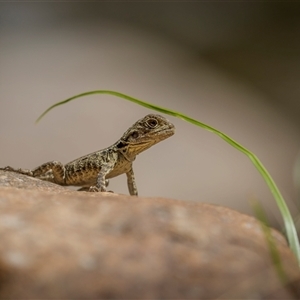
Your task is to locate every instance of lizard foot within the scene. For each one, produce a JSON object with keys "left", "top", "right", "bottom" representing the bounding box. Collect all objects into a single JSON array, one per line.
[
  {"left": 0, "top": 166, "right": 13, "bottom": 171},
  {"left": 0, "top": 166, "right": 33, "bottom": 176},
  {"left": 87, "top": 186, "right": 114, "bottom": 193},
  {"left": 88, "top": 186, "right": 100, "bottom": 192},
  {"left": 78, "top": 186, "right": 107, "bottom": 192}
]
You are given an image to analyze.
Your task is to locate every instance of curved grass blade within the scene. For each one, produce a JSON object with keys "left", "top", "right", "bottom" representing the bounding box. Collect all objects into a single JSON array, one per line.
[
  {"left": 36, "top": 90, "right": 300, "bottom": 264},
  {"left": 252, "top": 200, "right": 288, "bottom": 284}
]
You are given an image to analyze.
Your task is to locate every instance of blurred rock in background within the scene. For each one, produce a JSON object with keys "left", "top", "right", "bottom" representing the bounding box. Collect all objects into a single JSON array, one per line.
[{"left": 1, "top": 2, "right": 300, "bottom": 228}]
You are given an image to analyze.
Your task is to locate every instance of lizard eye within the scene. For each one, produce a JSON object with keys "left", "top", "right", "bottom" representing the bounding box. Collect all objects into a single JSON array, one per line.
[
  {"left": 146, "top": 118, "right": 158, "bottom": 128},
  {"left": 131, "top": 131, "right": 139, "bottom": 139}
]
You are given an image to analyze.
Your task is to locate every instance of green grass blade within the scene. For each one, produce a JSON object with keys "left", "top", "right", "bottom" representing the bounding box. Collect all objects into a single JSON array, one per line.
[
  {"left": 252, "top": 200, "right": 289, "bottom": 284},
  {"left": 36, "top": 90, "right": 300, "bottom": 263}
]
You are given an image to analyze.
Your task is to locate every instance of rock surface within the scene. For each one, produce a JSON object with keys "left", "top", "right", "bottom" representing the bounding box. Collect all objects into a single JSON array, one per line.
[{"left": 0, "top": 170, "right": 299, "bottom": 299}]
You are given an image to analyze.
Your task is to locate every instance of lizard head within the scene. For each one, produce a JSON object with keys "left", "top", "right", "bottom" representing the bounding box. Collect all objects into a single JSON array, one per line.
[{"left": 116, "top": 114, "right": 175, "bottom": 159}]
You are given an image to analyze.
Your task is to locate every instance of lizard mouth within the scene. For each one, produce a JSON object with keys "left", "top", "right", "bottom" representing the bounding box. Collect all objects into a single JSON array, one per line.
[
  {"left": 159, "top": 128, "right": 175, "bottom": 138},
  {"left": 157, "top": 124, "right": 175, "bottom": 137},
  {"left": 131, "top": 126, "right": 175, "bottom": 146}
]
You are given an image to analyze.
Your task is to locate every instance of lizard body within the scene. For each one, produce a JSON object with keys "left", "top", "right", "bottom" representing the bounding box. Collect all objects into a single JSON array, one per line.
[{"left": 0, "top": 114, "right": 175, "bottom": 195}]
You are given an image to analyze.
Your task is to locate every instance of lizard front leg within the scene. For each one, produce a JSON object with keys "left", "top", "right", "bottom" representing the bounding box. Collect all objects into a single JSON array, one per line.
[
  {"left": 89, "top": 164, "right": 114, "bottom": 192},
  {"left": 126, "top": 168, "right": 138, "bottom": 196}
]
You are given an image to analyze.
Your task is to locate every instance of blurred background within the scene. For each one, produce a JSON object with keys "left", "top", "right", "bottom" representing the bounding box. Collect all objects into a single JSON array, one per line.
[{"left": 1, "top": 2, "right": 300, "bottom": 229}]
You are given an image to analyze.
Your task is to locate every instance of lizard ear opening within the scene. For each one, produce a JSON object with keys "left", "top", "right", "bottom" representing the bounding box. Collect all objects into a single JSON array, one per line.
[{"left": 116, "top": 141, "right": 126, "bottom": 149}]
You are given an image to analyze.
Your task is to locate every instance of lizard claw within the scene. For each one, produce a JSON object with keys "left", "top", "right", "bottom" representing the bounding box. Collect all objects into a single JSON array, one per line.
[{"left": 88, "top": 186, "right": 100, "bottom": 192}]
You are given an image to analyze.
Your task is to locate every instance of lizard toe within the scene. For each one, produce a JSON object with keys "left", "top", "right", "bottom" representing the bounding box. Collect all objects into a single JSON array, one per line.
[{"left": 88, "top": 186, "right": 100, "bottom": 192}]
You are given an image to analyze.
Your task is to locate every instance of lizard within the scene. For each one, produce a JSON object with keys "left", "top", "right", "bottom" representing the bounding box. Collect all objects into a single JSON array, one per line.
[{"left": 0, "top": 114, "right": 175, "bottom": 195}]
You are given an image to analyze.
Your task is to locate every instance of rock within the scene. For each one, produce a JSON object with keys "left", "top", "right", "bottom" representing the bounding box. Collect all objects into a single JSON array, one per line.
[
  {"left": 0, "top": 169, "right": 67, "bottom": 192},
  {"left": 0, "top": 170, "right": 299, "bottom": 299}
]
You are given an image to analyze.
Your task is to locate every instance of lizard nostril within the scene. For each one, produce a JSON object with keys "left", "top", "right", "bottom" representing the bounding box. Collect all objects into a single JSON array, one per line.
[{"left": 131, "top": 132, "right": 139, "bottom": 139}]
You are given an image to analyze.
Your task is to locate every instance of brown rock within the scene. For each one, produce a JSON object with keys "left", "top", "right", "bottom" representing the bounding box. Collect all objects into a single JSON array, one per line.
[
  {"left": 0, "top": 170, "right": 299, "bottom": 299},
  {"left": 0, "top": 169, "right": 68, "bottom": 192}
]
